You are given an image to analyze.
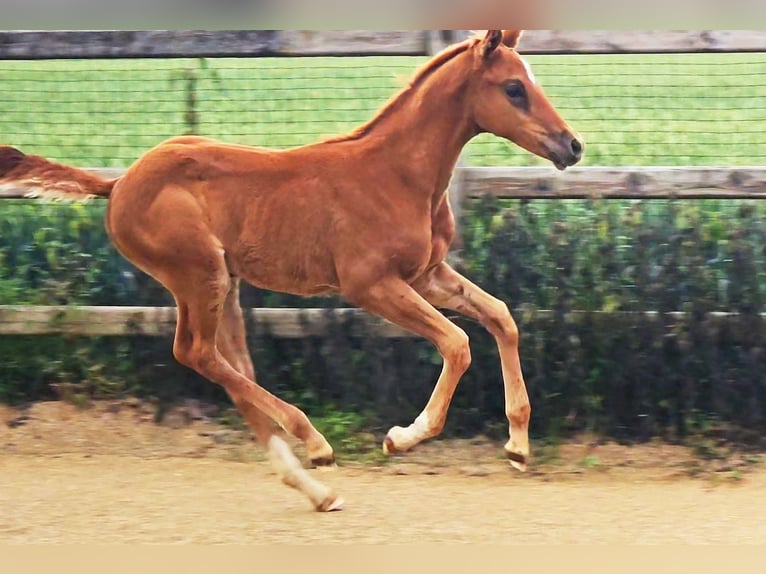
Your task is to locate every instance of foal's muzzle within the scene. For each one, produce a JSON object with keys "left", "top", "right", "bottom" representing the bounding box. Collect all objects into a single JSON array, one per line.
[{"left": 545, "top": 132, "right": 584, "bottom": 171}]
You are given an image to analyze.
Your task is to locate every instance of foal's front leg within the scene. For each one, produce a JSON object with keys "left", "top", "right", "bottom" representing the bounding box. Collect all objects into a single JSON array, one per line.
[
  {"left": 344, "top": 277, "right": 472, "bottom": 454},
  {"left": 413, "top": 263, "right": 531, "bottom": 471}
]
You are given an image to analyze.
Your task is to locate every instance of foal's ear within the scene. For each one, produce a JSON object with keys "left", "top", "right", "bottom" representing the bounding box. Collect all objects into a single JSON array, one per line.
[
  {"left": 502, "top": 30, "right": 524, "bottom": 50},
  {"left": 480, "top": 30, "right": 504, "bottom": 59},
  {"left": 480, "top": 30, "right": 524, "bottom": 59}
]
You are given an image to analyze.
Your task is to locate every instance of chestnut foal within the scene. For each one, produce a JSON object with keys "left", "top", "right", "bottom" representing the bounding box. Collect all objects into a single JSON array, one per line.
[{"left": 0, "top": 30, "right": 582, "bottom": 511}]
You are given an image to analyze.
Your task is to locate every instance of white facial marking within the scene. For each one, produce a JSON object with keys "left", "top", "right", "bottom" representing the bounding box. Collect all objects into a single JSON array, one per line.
[{"left": 521, "top": 57, "right": 537, "bottom": 85}]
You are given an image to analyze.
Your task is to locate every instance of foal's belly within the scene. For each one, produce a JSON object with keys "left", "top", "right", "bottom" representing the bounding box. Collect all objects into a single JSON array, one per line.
[{"left": 228, "top": 240, "right": 340, "bottom": 297}]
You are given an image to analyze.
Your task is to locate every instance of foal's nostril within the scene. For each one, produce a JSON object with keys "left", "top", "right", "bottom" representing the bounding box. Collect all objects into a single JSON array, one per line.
[{"left": 570, "top": 137, "right": 583, "bottom": 158}]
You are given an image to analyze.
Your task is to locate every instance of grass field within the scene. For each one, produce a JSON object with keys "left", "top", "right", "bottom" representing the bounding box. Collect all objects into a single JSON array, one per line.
[{"left": 1, "top": 53, "right": 765, "bottom": 168}]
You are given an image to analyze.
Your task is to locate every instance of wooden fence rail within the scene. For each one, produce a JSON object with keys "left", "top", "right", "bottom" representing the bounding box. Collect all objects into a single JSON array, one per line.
[
  {"left": 464, "top": 166, "right": 766, "bottom": 200},
  {"left": 0, "top": 305, "right": 407, "bottom": 338},
  {"left": 4, "top": 166, "right": 766, "bottom": 201},
  {"left": 1, "top": 305, "right": 763, "bottom": 339},
  {"left": 1, "top": 30, "right": 765, "bottom": 59}
]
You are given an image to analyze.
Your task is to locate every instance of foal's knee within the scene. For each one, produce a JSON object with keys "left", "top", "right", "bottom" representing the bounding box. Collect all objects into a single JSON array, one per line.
[
  {"left": 486, "top": 300, "right": 519, "bottom": 346},
  {"left": 443, "top": 328, "right": 472, "bottom": 374}
]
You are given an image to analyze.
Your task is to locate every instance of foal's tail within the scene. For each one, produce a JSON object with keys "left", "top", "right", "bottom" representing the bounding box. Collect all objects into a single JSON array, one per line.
[{"left": 0, "top": 146, "right": 117, "bottom": 201}]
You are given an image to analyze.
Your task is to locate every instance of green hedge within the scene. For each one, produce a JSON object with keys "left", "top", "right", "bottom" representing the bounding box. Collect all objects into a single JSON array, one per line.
[{"left": 2, "top": 198, "right": 766, "bottom": 443}]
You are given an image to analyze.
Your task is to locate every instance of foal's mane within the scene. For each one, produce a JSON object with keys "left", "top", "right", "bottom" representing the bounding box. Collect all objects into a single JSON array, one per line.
[{"left": 325, "top": 38, "right": 477, "bottom": 144}]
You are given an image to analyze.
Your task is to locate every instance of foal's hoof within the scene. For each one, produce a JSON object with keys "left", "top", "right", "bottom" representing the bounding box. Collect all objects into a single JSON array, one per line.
[
  {"left": 382, "top": 433, "right": 410, "bottom": 455},
  {"left": 505, "top": 449, "right": 528, "bottom": 473},
  {"left": 316, "top": 494, "right": 345, "bottom": 512},
  {"left": 382, "top": 426, "right": 411, "bottom": 455},
  {"left": 310, "top": 455, "right": 337, "bottom": 471},
  {"left": 382, "top": 435, "right": 398, "bottom": 455}
]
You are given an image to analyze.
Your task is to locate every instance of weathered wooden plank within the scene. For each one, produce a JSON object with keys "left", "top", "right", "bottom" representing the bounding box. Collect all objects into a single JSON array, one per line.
[
  {"left": 515, "top": 30, "right": 766, "bottom": 54},
  {"left": 0, "top": 306, "right": 413, "bottom": 338},
  {"left": 1, "top": 305, "right": 764, "bottom": 339},
  {"left": 0, "top": 31, "right": 283, "bottom": 60},
  {"left": 0, "top": 306, "right": 177, "bottom": 337},
  {"left": 464, "top": 166, "right": 766, "bottom": 200},
  {"left": 278, "top": 30, "right": 427, "bottom": 56},
  {"left": 5, "top": 167, "right": 766, "bottom": 201},
  {"left": 1, "top": 31, "right": 765, "bottom": 60},
  {"left": 0, "top": 30, "right": 427, "bottom": 60}
]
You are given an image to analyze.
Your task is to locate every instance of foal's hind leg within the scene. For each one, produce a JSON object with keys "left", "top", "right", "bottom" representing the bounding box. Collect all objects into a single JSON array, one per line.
[
  {"left": 169, "top": 272, "right": 334, "bottom": 459},
  {"left": 414, "top": 262, "right": 530, "bottom": 471},
  {"left": 108, "top": 188, "right": 336, "bottom": 508},
  {"left": 169, "top": 277, "right": 340, "bottom": 511},
  {"left": 216, "top": 278, "right": 342, "bottom": 510}
]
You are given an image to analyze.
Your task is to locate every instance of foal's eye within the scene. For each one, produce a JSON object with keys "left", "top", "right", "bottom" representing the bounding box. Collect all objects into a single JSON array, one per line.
[{"left": 505, "top": 81, "right": 527, "bottom": 102}]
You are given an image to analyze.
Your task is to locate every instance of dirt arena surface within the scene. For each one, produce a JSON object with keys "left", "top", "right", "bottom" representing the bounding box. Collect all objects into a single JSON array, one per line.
[{"left": 2, "top": 401, "right": 765, "bottom": 544}]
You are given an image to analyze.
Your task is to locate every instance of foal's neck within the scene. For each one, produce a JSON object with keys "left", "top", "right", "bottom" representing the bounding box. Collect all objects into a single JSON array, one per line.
[{"left": 363, "top": 55, "right": 477, "bottom": 202}]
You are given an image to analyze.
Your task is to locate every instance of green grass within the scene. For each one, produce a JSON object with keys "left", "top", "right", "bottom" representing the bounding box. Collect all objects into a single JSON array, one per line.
[{"left": 1, "top": 53, "right": 765, "bottom": 168}]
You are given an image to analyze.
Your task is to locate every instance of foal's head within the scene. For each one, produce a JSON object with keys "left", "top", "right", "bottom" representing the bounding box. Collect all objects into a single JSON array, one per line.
[{"left": 468, "top": 30, "right": 583, "bottom": 170}]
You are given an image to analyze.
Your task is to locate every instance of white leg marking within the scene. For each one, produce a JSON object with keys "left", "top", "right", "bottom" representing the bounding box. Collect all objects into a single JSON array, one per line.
[
  {"left": 384, "top": 412, "right": 434, "bottom": 454},
  {"left": 267, "top": 435, "right": 343, "bottom": 511}
]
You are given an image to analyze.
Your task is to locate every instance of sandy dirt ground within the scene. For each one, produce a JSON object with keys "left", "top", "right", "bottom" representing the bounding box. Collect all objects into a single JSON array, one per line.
[{"left": 1, "top": 401, "right": 765, "bottom": 544}]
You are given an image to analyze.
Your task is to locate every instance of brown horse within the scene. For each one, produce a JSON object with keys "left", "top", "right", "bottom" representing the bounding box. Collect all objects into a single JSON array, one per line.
[{"left": 0, "top": 30, "right": 582, "bottom": 511}]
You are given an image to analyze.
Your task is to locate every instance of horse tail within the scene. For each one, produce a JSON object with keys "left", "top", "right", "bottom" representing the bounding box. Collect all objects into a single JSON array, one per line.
[{"left": 0, "top": 146, "right": 117, "bottom": 201}]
